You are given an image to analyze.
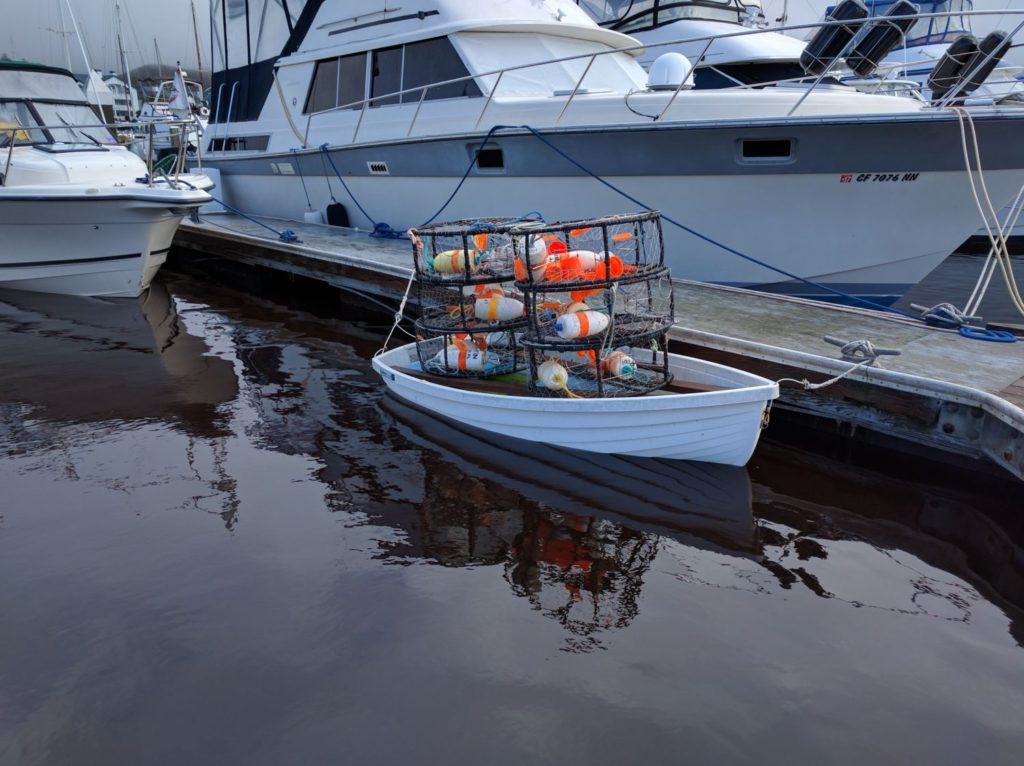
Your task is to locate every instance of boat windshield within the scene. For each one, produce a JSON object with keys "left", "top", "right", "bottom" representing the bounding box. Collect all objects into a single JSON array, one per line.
[
  {"left": 0, "top": 100, "right": 116, "bottom": 146},
  {"left": 578, "top": 0, "right": 766, "bottom": 32},
  {"left": 0, "top": 66, "right": 117, "bottom": 146},
  {"left": 0, "top": 101, "right": 47, "bottom": 146},
  {"left": 152, "top": 80, "right": 207, "bottom": 108}
]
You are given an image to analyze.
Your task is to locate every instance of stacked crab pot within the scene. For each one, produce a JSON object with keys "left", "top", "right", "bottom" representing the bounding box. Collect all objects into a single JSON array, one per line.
[
  {"left": 409, "top": 219, "right": 528, "bottom": 377},
  {"left": 511, "top": 212, "right": 676, "bottom": 398}
]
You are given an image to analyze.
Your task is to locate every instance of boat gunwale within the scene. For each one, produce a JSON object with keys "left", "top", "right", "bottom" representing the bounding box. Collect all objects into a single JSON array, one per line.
[{"left": 372, "top": 343, "right": 779, "bottom": 412}]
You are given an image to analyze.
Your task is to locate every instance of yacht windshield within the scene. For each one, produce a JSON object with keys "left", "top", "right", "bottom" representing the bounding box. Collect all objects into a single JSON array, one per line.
[
  {"left": 30, "top": 102, "right": 117, "bottom": 145},
  {"left": 0, "top": 101, "right": 46, "bottom": 146},
  {"left": 579, "top": 0, "right": 765, "bottom": 32}
]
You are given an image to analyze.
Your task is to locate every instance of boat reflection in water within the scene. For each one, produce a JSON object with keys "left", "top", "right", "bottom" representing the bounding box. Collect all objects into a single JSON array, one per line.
[
  {"left": 379, "top": 393, "right": 755, "bottom": 648},
  {"left": 0, "top": 280, "right": 237, "bottom": 429}
]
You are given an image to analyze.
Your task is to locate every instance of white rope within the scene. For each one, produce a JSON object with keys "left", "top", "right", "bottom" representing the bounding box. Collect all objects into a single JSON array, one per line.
[
  {"left": 777, "top": 358, "right": 874, "bottom": 391},
  {"left": 376, "top": 268, "right": 416, "bottom": 358},
  {"left": 951, "top": 107, "right": 1024, "bottom": 318}
]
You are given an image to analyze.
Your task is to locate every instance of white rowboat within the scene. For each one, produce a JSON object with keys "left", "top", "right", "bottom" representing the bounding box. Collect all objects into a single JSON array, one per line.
[{"left": 372, "top": 343, "right": 779, "bottom": 466}]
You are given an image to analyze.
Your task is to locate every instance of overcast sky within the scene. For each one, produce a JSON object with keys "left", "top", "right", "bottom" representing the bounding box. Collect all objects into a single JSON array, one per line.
[
  {"left": 2, "top": 1, "right": 212, "bottom": 76},
  {"left": 3, "top": 0, "right": 1022, "bottom": 75}
]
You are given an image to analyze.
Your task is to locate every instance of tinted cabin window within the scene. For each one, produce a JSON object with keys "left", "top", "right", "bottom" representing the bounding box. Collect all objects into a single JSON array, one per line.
[
  {"left": 371, "top": 46, "right": 402, "bottom": 107},
  {"left": 306, "top": 58, "right": 339, "bottom": 113},
  {"left": 403, "top": 37, "right": 481, "bottom": 101},
  {"left": 338, "top": 53, "right": 367, "bottom": 108},
  {"left": 741, "top": 140, "right": 792, "bottom": 159}
]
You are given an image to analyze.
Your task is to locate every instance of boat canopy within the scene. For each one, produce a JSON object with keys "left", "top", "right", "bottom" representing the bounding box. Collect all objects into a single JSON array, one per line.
[
  {"left": 0, "top": 65, "right": 91, "bottom": 104},
  {"left": 578, "top": 0, "right": 766, "bottom": 33},
  {"left": 0, "top": 63, "right": 117, "bottom": 146},
  {"left": 210, "top": 0, "right": 321, "bottom": 123}
]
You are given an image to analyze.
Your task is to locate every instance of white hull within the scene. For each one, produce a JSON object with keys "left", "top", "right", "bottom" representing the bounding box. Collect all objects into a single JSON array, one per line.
[
  {"left": 373, "top": 343, "right": 779, "bottom": 466},
  {"left": 0, "top": 196, "right": 195, "bottom": 297},
  {"left": 218, "top": 167, "right": 1021, "bottom": 300}
]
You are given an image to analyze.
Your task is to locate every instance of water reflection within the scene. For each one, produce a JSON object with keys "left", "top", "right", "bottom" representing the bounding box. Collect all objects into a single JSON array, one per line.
[
  {"left": 2, "top": 274, "right": 1021, "bottom": 649},
  {"left": 0, "top": 282, "right": 237, "bottom": 433}
]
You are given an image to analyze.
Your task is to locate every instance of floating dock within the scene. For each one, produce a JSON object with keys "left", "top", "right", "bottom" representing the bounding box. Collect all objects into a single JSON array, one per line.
[{"left": 172, "top": 214, "right": 1024, "bottom": 481}]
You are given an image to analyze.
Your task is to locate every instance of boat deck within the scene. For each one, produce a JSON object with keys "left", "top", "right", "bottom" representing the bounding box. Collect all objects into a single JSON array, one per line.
[{"left": 173, "top": 214, "right": 1024, "bottom": 479}]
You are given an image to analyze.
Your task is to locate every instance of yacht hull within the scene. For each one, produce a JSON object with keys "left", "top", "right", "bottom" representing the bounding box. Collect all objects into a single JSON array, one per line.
[
  {"left": 0, "top": 196, "right": 194, "bottom": 297},
  {"left": 205, "top": 115, "right": 1024, "bottom": 303}
]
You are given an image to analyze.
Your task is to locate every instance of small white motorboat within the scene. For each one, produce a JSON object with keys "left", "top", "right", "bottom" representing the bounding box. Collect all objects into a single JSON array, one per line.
[
  {"left": 373, "top": 342, "right": 779, "bottom": 466},
  {"left": 0, "top": 61, "right": 213, "bottom": 297}
]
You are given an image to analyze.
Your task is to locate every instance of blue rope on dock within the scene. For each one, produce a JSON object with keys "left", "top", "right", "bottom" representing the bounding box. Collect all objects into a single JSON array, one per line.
[{"left": 171, "top": 174, "right": 300, "bottom": 243}]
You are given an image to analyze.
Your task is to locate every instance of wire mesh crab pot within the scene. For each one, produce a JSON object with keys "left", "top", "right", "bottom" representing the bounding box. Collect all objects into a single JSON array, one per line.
[
  {"left": 410, "top": 218, "right": 523, "bottom": 285},
  {"left": 511, "top": 211, "right": 666, "bottom": 292},
  {"left": 416, "top": 279, "right": 529, "bottom": 334},
  {"left": 523, "top": 335, "right": 673, "bottom": 399},
  {"left": 414, "top": 322, "right": 525, "bottom": 378},
  {"left": 520, "top": 269, "right": 674, "bottom": 349}
]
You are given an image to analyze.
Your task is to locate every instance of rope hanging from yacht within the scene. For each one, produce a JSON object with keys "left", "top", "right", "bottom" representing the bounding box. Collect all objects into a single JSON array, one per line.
[{"left": 949, "top": 106, "right": 1024, "bottom": 321}]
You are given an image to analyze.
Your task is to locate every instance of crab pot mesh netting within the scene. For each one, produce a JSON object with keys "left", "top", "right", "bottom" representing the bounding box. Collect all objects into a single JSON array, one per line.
[
  {"left": 417, "top": 280, "right": 528, "bottom": 333},
  {"left": 520, "top": 270, "right": 674, "bottom": 348},
  {"left": 409, "top": 218, "right": 524, "bottom": 284},
  {"left": 525, "top": 338, "right": 673, "bottom": 399},
  {"left": 511, "top": 212, "right": 665, "bottom": 290},
  {"left": 414, "top": 324, "right": 525, "bottom": 378}
]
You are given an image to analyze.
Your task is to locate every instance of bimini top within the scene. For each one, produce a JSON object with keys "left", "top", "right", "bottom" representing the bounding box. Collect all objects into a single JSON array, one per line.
[{"left": 0, "top": 62, "right": 91, "bottom": 104}]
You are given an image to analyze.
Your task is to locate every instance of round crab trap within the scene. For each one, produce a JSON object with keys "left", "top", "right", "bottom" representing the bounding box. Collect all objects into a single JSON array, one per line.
[
  {"left": 417, "top": 279, "right": 529, "bottom": 333},
  {"left": 511, "top": 211, "right": 665, "bottom": 291},
  {"left": 525, "top": 338, "right": 673, "bottom": 399},
  {"left": 410, "top": 218, "right": 523, "bottom": 284},
  {"left": 414, "top": 322, "right": 525, "bottom": 378},
  {"left": 520, "top": 269, "right": 674, "bottom": 348}
]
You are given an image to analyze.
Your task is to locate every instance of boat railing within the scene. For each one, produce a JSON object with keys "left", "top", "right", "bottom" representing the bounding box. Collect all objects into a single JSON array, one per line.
[
  {"left": 294, "top": 7, "right": 1024, "bottom": 144},
  {"left": 0, "top": 117, "right": 202, "bottom": 188}
]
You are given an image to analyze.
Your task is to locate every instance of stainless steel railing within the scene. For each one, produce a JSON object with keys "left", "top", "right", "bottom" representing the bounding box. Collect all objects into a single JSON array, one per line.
[
  {"left": 1, "top": 116, "right": 203, "bottom": 187},
  {"left": 281, "top": 7, "right": 1024, "bottom": 146}
]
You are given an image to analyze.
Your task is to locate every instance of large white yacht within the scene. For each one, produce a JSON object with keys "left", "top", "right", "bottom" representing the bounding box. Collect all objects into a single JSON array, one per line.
[
  {"left": 0, "top": 61, "right": 213, "bottom": 297},
  {"left": 201, "top": 0, "right": 1024, "bottom": 303}
]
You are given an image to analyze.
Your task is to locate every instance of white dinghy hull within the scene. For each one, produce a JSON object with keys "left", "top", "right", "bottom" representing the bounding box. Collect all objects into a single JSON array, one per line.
[{"left": 373, "top": 344, "right": 779, "bottom": 466}]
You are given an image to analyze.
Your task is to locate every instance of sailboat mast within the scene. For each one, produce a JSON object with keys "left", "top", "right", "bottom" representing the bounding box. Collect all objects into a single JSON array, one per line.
[
  {"left": 154, "top": 38, "right": 164, "bottom": 80},
  {"left": 115, "top": 2, "right": 134, "bottom": 120},
  {"left": 190, "top": 0, "right": 203, "bottom": 78},
  {"left": 64, "top": 0, "right": 101, "bottom": 114}
]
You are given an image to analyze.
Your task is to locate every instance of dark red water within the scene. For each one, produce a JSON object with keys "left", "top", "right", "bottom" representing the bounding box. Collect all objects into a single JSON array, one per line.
[{"left": 0, "top": 271, "right": 1021, "bottom": 765}]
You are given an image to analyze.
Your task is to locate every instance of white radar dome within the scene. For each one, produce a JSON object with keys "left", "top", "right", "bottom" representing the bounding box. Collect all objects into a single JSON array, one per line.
[{"left": 647, "top": 52, "right": 694, "bottom": 91}]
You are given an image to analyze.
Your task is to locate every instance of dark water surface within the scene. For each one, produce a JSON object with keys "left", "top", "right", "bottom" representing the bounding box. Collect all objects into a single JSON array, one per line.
[{"left": 1, "top": 271, "right": 1023, "bottom": 766}]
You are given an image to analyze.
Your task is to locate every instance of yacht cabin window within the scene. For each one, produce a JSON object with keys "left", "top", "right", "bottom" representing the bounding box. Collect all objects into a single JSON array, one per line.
[
  {"left": 305, "top": 36, "right": 480, "bottom": 114},
  {"left": 580, "top": 0, "right": 766, "bottom": 32}
]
